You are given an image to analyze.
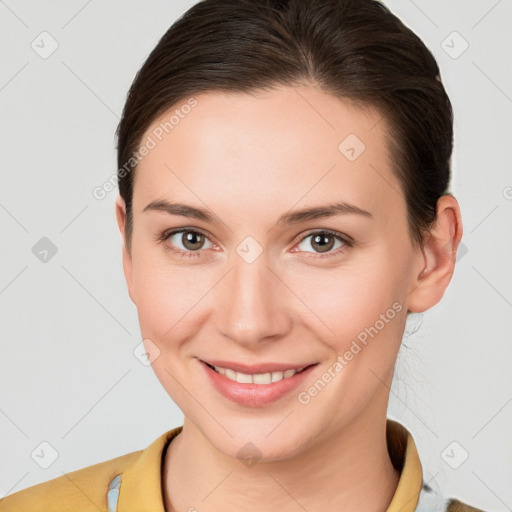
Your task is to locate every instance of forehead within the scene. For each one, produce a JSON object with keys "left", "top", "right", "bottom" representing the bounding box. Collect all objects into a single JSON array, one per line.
[{"left": 133, "top": 85, "right": 404, "bottom": 227}]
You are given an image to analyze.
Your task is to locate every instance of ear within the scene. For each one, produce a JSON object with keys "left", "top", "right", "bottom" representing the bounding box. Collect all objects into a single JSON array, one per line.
[
  {"left": 115, "top": 195, "right": 136, "bottom": 304},
  {"left": 407, "top": 194, "right": 463, "bottom": 313}
]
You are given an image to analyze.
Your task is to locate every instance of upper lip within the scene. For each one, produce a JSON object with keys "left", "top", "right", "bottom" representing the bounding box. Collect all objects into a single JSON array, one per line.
[{"left": 201, "top": 359, "right": 317, "bottom": 374}]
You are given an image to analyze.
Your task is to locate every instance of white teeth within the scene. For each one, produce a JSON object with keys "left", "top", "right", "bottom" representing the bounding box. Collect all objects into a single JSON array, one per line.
[
  {"left": 253, "top": 373, "right": 272, "bottom": 384},
  {"left": 236, "top": 372, "right": 253, "bottom": 384},
  {"left": 225, "top": 368, "right": 237, "bottom": 381},
  {"left": 271, "top": 371, "right": 284, "bottom": 382},
  {"left": 213, "top": 365, "right": 305, "bottom": 384}
]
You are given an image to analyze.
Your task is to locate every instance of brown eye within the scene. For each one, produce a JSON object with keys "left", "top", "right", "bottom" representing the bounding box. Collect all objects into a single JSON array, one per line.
[
  {"left": 295, "top": 231, "right": 348, "bottom": 256},
  {"left": 164, "top": 229, "right": 214, "bottom": 254},
  {"left": 310, "top": 233, "right": 336, "bottom": 253},
  {"left": 181, "top": 231, "right": 206, "bottom": 251}
]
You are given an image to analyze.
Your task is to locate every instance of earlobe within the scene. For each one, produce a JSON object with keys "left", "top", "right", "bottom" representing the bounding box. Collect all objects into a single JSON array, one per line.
[
  {"left": 407, "top": 195, "right": 463, "bottom": 313},
  {"left": 115, "top": 195, "right": 136, "bottom": 304}
]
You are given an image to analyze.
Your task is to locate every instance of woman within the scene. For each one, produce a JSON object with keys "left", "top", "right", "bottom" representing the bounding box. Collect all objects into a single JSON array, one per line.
[{"left": 0, "top": 0, "right": 485, "bottom": 511}]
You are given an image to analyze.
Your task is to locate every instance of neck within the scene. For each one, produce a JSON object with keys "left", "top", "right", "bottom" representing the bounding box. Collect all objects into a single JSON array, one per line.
[{"left": 163, "top": 403, "right": 400, "bottom": 512}]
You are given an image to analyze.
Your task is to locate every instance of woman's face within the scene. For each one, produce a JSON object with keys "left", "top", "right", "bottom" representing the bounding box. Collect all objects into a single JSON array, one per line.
[{"left": 117, "top": 84, "right": 427, "bottom": 459}]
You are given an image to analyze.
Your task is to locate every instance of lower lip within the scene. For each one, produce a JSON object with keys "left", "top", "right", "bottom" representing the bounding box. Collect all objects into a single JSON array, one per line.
[{"left": 200, "top": 360, "right": 318, "bottom": 407}]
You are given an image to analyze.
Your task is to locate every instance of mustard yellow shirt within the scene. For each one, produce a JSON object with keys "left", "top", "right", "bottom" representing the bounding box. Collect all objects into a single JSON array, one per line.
[{"left": 0, "top": 419, "right": 484, "bottom": 511}]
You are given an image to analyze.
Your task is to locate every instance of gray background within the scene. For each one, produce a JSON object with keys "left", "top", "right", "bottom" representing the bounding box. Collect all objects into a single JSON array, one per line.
[{"left": 1, "top": 1, "right": 511, "bottom": 510}]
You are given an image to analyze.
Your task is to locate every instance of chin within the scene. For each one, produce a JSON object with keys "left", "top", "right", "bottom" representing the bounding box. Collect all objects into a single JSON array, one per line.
[{"left": 204, "top": 417, "right": 314, "bottom": 463}]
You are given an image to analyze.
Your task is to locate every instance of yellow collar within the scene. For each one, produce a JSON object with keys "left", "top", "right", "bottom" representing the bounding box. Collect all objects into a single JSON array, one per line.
[
  {"left": 114, "top": 419, "right": 423, "bottom": 512},
  {"left": 385, "top": 419, "right": 424, "bottom": 511}
]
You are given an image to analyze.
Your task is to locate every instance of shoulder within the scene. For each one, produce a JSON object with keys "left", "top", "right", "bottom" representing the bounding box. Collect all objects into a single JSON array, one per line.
[
  {"left": 445, "top": 498, "right": 488, "bottom": 512},
  {"left": 0, "top": 426, "right": 182, "bottom": 512},
  {"left": 0, "top": 449, "right": 141, "bottom": 512},
  {"left": 418, "top": 481, "right": 489, "bottom": 512}
]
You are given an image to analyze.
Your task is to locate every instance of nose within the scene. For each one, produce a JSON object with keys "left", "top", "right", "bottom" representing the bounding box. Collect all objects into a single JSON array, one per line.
[{"left": 215, "top": 252, "right": 293, "bottom": 347}]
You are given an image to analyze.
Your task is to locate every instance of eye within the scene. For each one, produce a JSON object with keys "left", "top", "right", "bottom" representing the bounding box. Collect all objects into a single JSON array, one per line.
[
  {"left": 158, "top": 228, "right": 215, "bottom": 258},
  {"left": 292, "top": 230, "right": 352, "bottom": 258},
  {"left": 157, "top": 227, "right": 353, "bottom": 260}
]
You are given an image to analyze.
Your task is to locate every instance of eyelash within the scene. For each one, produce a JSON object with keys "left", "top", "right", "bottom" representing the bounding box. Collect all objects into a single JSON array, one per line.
[{"left": 156, "top": 228, "right": 354, "bottom": 260}]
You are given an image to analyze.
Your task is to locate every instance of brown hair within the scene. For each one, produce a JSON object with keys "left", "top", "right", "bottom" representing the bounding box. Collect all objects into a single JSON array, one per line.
[{"left": 116, "top": 0, "right": 453, "bottom": 253}]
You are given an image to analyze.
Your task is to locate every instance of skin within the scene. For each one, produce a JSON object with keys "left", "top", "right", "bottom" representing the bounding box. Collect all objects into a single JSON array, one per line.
[{"left": 115, "top": 83, "right": 462, "bottom": 512}]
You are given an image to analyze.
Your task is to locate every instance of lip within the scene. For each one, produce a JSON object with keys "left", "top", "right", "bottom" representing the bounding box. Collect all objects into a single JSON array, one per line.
[{"left": 199, "top": 359, "right": 318, "bottom": 407}]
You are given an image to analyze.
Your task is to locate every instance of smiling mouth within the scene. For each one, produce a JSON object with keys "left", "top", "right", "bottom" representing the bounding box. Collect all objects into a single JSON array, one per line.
[{"left": 204, "top": 362, "right": 315, "bottom": 385}]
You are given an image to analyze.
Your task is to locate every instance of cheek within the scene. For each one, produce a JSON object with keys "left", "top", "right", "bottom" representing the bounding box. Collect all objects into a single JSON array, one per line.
[
  {"left": 293, "top": 261, "right": 402, "bottom": 342},
  {"left": 293, "top": 265, "right": 406, "bottom": 406},
  {"left": 131, "top": 253, "right": 216, "bottom": 345}
]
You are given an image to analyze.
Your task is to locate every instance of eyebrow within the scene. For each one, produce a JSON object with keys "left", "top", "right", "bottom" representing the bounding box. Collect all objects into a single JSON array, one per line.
[
  {"left": 276, "top": 201, "right": 373, "bottom": 224},
  {"left": 142, "top": 199, "right": 373, "bottom": 225}
]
